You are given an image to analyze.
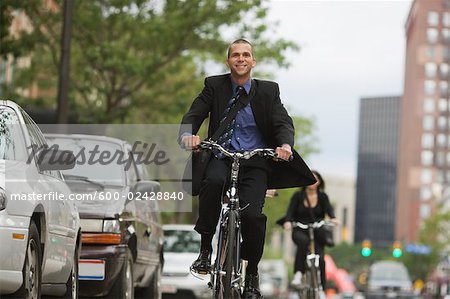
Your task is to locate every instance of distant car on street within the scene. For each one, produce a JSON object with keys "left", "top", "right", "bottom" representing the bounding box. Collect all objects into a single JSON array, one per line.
[
  {"left": 366, "top": 260, "right": 415, "bottom": 299},
  {"left": 161, "top": 224, "right": 212, "bottom": 299},
  {"left": 46, "top": 134, "right": 164, "bottom": 299},
  {"left": 0, "top": 100, "right": 81, "bottom": 298}
]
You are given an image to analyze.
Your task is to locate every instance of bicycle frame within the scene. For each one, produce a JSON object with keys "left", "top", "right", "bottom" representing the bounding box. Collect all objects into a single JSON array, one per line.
[
  {"left": 198, "top": 140, "right": 278, "bottom": 299},
  {"left": 293, "top": 220, "right": 328, "bottom": 299}
]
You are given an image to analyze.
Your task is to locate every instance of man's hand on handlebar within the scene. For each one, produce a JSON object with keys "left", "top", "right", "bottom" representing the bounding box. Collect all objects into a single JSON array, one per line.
[
  {"left": 181, "top": 135, "right": 200, "bottom": 150},
  {"left": 275, "top": 144, "right": 293, "bottom": 161}
]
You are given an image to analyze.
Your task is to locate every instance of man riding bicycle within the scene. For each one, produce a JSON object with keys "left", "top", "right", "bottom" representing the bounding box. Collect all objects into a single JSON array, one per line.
[{"left": 179, "top": 38, "right": 316, "bottom": 299}]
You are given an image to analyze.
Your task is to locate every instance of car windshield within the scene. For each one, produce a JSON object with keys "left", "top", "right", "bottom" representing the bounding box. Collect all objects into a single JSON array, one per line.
[
  {"left": 46, "top": 137, "right": 126, "bottom": 186},
  {"left": 370, "top": 264, "right": 410, "bottom": 281},
  {"left": 0, "top": 106, "right": 27, "bottom": 161},
  {"left": 164, "top": 229, "right": 200, "bottom": 253}
]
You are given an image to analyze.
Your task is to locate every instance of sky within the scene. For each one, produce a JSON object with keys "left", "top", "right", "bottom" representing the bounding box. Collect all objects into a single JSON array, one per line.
[{"left": 266, "top": 0, "right": 413, "bottom": 179}]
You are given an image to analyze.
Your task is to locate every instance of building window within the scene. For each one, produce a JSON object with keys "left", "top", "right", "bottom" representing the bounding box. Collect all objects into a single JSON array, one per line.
[
  {"left": 445, "top": 47, "right": 450, "bottom": 60},
  {"left": 422, "top": 133, "right": 434, "bottom": 148},
  {"left": 420, "top": 204, "right": 431, "bottom": 219},
  {"left": 427, "top": 46, "right": 436, "bottom": 58},
  {"left": 438, "top": 116, "right": 447, "bottom": 131},
  {"left": 438, "top": 170, "right": 446, "bottom": 184},
  {"left": 441, "top": 63, "right": 449, "bottom": 78},
  {"left": 423, "top": 115, "right": 434, "bottom": 131},
  {"left": 425, "top": 80, "right": 436, "bottom": 95},
  {"left": 440, "top": 81, "right": 449, "bottom": 97},
  {"left": 427, "top": 28, "right": 439, "bottom": 44},
  {"left": 439, "top": 98, "right": 448, "bottom": 112},
  {"left": 443, "top": 29, "right": 450, "bottom": 43},
  {"left": 428, "top": 11, "right": 439, "bottom": 26},
  {"left": 437, "top": 152, "right": 446, "bottom": 166},
  {"left": 421, "top": 169, "right": 433, "bottom": 184},
  {"left": 437, "top": 134, "right": 447, "bottom": 147},
  {"left": 422, "top": 150, "right": 434, "bottom": 166},
  {"left": 420, "top": 186, "right": 432, "bottom": 201},
  {"left": 425, "top": 62, "right": 437, "bottom": 78},
  {"left": 444, "top": 12, "right": 450, "bottom": 27},
  {"left": 424, "top": 98, "right": 435, "bottom": 113}
]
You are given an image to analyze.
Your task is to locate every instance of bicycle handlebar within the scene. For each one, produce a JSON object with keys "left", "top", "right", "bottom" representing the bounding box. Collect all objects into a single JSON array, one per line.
[
  {"left": 198, "top": 140, "right": 293, "bottom": 161},
  {"left": 292, "top": 220, "right": 335, "bottom": 230}
]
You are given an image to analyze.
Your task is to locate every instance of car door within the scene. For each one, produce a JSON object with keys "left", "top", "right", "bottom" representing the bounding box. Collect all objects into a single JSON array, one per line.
[
  {"left": 126, "top": 148, "right": 160, "bottom": 269},
  {"left": 20, "top": 111, "right": 77, "bottom": 282}
]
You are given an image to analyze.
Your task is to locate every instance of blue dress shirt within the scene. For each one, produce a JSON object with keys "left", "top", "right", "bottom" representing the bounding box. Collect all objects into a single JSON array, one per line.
[{"left": 230, "top": 79, "right": 266, "bottom": 151}]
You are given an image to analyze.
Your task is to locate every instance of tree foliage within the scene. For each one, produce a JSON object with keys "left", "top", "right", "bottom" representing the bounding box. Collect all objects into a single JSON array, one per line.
[
  {"left": 402, "top": 204, "right": 450, "bottom": 280},
  {"left": 2, "top": 0, "right": 299, "bottom": 124}
]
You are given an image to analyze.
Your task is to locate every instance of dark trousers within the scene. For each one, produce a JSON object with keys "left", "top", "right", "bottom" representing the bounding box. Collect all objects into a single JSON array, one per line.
[
  {"left": 292, "top": 227, "right": 327, "bottom": 288},
  {"left": 194, "top": 156, "right": 269, "bottom": 271}
]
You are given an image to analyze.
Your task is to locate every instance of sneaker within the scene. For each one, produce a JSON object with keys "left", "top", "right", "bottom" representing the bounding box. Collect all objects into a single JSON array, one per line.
[
  {"left": 291, "top": 271, "right": 302, "bottom": 286},
  {"left": 190, "top": 249, "right": 211, "bottom": 274}
]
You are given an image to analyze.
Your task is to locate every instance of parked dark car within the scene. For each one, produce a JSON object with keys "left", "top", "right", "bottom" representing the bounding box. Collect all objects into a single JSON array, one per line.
[
  {"left": 366, "top": 261, "right": 415, "bottom": 299},
  {"left": 46, "top": 134, "right": 164, "bottom": 299}
]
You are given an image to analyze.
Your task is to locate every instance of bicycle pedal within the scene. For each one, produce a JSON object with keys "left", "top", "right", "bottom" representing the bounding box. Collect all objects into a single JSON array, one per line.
[{"left": 197, "top": 270, "right": 209, "bottom": 275}]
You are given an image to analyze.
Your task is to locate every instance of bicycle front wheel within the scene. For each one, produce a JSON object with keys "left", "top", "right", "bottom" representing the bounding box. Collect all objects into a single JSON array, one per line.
[
  {"left": 214, "top": 210, "right": 240, "bottom": 299},
  {"left": 306, "top": 264, "right": 320, "bottom": 299}
]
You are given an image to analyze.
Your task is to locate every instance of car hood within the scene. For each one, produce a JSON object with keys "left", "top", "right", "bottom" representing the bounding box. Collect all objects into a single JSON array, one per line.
[{"left": 70, "top": 185, "right": 130, "bottom": 219}]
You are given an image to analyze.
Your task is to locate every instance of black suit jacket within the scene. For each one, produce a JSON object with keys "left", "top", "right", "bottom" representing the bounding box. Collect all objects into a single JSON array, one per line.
[{"left": 179, "top": 74, "right": 316, "bottom": 189}]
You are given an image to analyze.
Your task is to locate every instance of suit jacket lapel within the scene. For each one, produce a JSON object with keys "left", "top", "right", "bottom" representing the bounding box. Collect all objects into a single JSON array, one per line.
[
  {"left": 218, "top": 75, "right": 233, "bottom": 118},
  {"left": 250, "top": 80, "right": 265, "bottom": 132}
]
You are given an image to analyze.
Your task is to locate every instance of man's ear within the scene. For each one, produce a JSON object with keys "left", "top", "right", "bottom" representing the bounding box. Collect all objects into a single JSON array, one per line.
[{"left": 226, "top": 59, "right": 230, "bottom": 68}]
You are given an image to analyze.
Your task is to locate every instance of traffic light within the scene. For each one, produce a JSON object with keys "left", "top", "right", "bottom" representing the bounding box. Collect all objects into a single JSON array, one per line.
[
  {"left": 392, "top": 241, "right": 403, "bottom": 258},
  {"left": 361, "top": 239, "right": 372, "bottom": 257}
]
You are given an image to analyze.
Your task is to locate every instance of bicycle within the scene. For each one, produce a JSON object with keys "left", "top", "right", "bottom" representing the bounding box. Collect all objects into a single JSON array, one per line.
[
  {"left": 195, "top": 140, "right": 283, "bottom": 299},
  {"left": 292, "top": 220, "right": 334, "bottom": 299}
]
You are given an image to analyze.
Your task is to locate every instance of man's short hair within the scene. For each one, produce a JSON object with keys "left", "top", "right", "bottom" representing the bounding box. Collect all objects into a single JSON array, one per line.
[{"left": 227, "top": 39, "right": 253, "bottom": 58}]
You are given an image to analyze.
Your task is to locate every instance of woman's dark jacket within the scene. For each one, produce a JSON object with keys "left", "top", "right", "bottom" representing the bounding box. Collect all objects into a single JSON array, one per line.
[{"left": 277, "top": 190, "right": 335, "bottom": 225}]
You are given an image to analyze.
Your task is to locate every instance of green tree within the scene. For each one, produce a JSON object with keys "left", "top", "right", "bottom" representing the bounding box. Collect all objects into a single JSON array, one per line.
[
  {"left": 3, "top": 0, "right": 298, "bottom": 123},
  {"left": 403, "top": 203, "right": 450, "bottom": 280}
]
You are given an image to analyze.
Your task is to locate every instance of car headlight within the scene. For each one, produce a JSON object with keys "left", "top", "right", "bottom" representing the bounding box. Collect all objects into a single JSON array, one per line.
[
  {"left": 0, "top": 187, "right": 7, "bottom": 211},
  {"left": 103, "top": 219, "right": 121, "bottom": 233}
]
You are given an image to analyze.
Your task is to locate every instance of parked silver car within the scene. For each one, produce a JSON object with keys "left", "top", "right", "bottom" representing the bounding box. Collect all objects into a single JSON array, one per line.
[
  {"left": 0, "top": 100, "right": 81, "bottom": 298},
  {"left": 46, "top": 133, "right": 164, "bottom": 299}
]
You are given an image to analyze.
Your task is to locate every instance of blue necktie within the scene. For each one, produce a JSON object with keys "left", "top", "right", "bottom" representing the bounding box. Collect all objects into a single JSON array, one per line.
[{"left": 214, "top": 86, "right": 245, "bottom": 158}]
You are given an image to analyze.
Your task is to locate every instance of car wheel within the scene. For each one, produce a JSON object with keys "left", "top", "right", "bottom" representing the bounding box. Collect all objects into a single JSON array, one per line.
[
  {"left": 135, "top": 264, "right": 161, "bottom": 299},
  {"left": 108, "top": 249, "right": 134, "bottom": 299},
  {"left": 13, "top": 221, "right": 42, "bottom": 299},
  {"left": 63, "top": 241, "right": 79, "bottom": 299}
]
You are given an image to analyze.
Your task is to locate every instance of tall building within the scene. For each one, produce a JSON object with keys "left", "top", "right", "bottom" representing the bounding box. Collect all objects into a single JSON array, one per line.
[
  {"left": 355, "top": 96, "right": 401, "bottom": 244},
  {"left": 397, "top": 0, "right": 450, "bottom": 243}
]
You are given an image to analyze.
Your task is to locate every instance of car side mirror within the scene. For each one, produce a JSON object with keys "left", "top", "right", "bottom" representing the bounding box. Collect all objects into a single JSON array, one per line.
[
  {"left": 37, "top": 149, "right": 76, "bottom": 171},
  {"left": 131, "top": 180, "right": 161, "bottom": 195}
]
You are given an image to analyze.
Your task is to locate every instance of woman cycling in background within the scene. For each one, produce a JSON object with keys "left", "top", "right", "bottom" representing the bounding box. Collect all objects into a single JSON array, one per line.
[{"left": 279, "top": 170, "right": 339, "bottom": 289}]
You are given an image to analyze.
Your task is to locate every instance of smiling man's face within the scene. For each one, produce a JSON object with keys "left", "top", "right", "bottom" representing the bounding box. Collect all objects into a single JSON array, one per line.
[{"left": 226, "top": 43, "right": 256, "bottom": 80}]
